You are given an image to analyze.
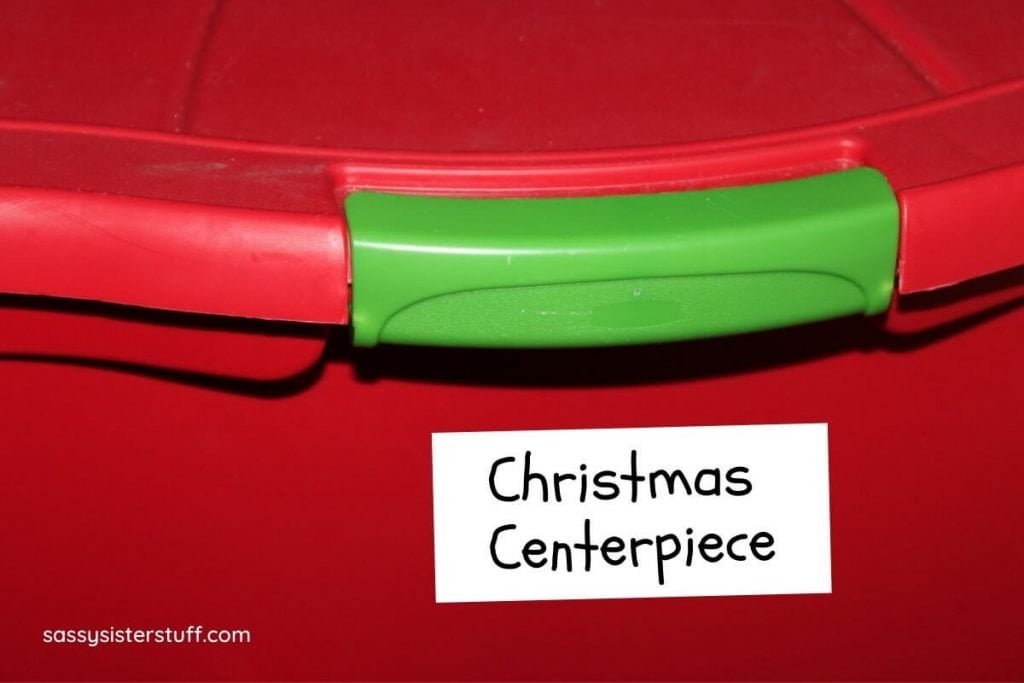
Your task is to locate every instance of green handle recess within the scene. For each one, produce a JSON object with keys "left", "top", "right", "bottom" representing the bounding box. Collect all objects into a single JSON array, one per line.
[{"left": 345, "top": 167, "right": 898, "bottom": 347}]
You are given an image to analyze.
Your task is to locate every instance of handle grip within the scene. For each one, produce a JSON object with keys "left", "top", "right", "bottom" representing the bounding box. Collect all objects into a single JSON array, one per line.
[{"left": 345, "top": 167, "right": 898, "bottom": 347}]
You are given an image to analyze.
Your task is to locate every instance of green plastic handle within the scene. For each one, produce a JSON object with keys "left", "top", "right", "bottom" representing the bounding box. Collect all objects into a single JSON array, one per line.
[{"left": 346, "top": 167, "right": 898, "bottom": 347}]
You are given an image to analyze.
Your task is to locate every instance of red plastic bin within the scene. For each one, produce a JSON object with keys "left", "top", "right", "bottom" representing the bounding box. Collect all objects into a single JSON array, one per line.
[{"left": 1, "top": 1, "right": 1022, "bottom": 680}]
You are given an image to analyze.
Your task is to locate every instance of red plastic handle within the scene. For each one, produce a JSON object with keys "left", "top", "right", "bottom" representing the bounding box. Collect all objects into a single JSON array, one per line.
[{"left": 0, "top": 186, "right": 348, "bottom": 324}]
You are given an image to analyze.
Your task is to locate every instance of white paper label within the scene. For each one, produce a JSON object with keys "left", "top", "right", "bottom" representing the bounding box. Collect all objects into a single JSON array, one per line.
[{"left": 432, "top": 423, "right": 831, "bottom": 603}]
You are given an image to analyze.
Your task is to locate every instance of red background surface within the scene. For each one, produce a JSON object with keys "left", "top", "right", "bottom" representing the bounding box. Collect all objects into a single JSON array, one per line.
[{"left": 2, "top": 305, "right": 1023, "bottom": 680}]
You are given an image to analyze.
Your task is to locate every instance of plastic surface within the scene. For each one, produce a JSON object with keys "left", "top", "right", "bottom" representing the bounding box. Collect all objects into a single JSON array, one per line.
[
  {"left": 0, "top": 0, "right": 1022, "bottom": 372},
  {"left": 885, "top": 265, "right": 1024, "bottom": 334},
  {"left": 348, "top": 169, "right": 898, "bottom": 347},
  {"left": 2, "top": 3, "right": 1024, "bottom": 681},
  {"left": 0, "top": 298, "right": 328, "bottom": 381},
  {"left": 0, "top": 4, "right": 1022, "bottom": 333},
  {"left": 4, "top": 307, "right": 1024, "bottom": 681},
  {"left": 899, "top": 162, "right": 1024, "bottom": 291},
  {"left": 0, "top": 187, "right": 349, "bottom": 324}
]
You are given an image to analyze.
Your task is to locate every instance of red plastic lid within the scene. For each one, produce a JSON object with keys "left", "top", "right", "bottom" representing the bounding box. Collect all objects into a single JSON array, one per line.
[{"left": 1, "top": 1, "right": 1022, "bottom": 371}]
